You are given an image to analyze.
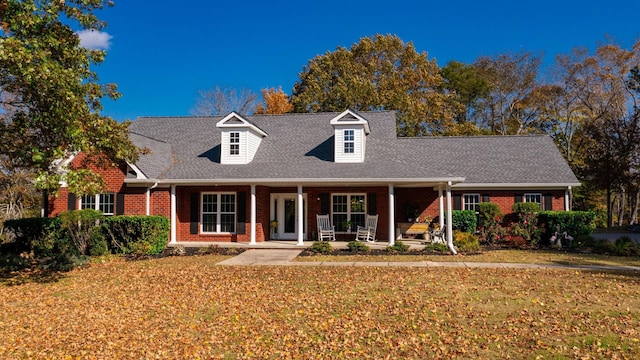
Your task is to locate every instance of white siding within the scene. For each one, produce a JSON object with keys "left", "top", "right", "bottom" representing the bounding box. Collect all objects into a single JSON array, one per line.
[
  {"left": 334, "top": 126, "right": 365, "bottom": 163},
  {"left": 220, "top": 130, "right": 247, "bottom": 164},
  {"left": 246, "top": 130, "right": 262, "bottom": 162}
]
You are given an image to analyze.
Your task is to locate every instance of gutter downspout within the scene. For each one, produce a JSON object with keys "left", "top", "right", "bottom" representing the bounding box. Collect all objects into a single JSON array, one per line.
[
  {"left": 446, "top": 181, "right": 457, "bottom": 255},
  {"left": 146, "top": 182, "right": 158, "bottom": 216}
]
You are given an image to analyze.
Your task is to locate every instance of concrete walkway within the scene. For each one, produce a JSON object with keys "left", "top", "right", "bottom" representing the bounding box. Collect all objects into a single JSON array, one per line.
[{"left": 215, "top": 249, "right": 640, "bottom": 272}]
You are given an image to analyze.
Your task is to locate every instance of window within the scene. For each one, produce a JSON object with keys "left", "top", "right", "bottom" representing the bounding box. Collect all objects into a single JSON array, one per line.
[
  {"left": 344, "top": 129, "right": 354, "bottom": 154},
  {"left": 524, "top": 193, "right": 542, "bottom": 209},
  {"left": 332, "top": 194, "right": 365, "bottom": 231},
  {"left": 463, "top": 194, "right": 480, "bottom": 211},
  {"left": 230, "top": 132, "right": 240, "bottom": 155},
  {"left": 80, "top": 193, "right": 114, "bottom": 215},
  {"left": 202, "top": 193, "right": 236, "bottom": 233}
]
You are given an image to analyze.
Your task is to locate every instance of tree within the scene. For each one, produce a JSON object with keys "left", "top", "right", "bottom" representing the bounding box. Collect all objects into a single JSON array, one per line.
[
  {"left": 473, "top": 52, "right": 544, "bottom": 135},
  {"left": 191, "top": 86, "right": 259, "bottom": 116},
  {"left": 441, "top": 60, "right": 491, "bottom": 129},
  {"left": 255, "top": 87, "right": 293, "bottom": 114},
  {"left": 292, "top": 34, "right": 464, "bottom": 136},
  {"left": 0, "top": 0, "right": 139, "bottom": 194}
]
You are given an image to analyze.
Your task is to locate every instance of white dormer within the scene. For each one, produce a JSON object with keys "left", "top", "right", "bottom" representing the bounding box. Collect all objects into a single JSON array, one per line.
[
  {"left": 216, "top": 112, "right": 267, "bottom": 164},
  {"left": 329, "top": 109, "right": 370, "bottom": 163}
]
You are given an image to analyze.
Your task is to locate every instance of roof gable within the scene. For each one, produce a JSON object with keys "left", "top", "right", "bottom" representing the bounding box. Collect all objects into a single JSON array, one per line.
[
  {"left": 329, "top": 109, "right": 371, "bottom": 134},
  {"left": 216, "top": 112, "right": 268, "bottom": 137}
]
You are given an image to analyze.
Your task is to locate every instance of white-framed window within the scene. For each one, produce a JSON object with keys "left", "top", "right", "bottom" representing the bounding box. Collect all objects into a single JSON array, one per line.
[
  {"left": 80, "top": 193, "right": 115, "bottom": 215},
  {"left": 201, "top": 192, "right": 236, "bottom": 233},
  {"left": 524, "top": 193, "right": 542, "bottom": 209},
  {"left": 230, "top": 132, "right": 240, "bottom": 155},
  {"left": 463, "top": 194, "right": 480, "bottom": 211},
  {"left": 332, "top": 193, "right": 365, "bottom": 232},
  {"left": 343, "top": 129, "right": 355, "bottom": 154}
]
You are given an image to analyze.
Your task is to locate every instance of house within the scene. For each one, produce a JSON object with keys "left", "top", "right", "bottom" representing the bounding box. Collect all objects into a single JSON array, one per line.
[{"left": 46, "top": 110, "right": 580, "bottom": 249}]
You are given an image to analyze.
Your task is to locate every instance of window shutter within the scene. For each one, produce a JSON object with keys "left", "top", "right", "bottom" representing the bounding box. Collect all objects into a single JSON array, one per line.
[
  {"left": 68, "top": 193, "right": 76, "bottom": 210},
  {"left": 544, "top": 194, "right": 553, "bottom": 211},
  {"left": 190, "top": 193, "right": 199, "bottom": 234},
  {"left": 482, "top": 194, "right": 490, "bottom": 203},
  {"left": 116, "top": 193, "right": 125, "bottom": 215},
  {"left": 514, "top": 194, "right": 523, "bottom": 203},
  {"left": 319, "top": 193, "right": 330, "bottom": 214},
  {"left": 367, "top": 192, "right": 377, "bottom": 215},
  {"left": 42, "top": 190, "right": 49, "bottom": 217},
  {"left": 453, "top": 194, "right": 462, "bottom": 210},
  {"left": 236, "top": 192, "right": 246, "bottom": 222}
]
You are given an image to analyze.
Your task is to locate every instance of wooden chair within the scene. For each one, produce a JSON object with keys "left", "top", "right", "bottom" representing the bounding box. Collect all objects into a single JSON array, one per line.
[
  {"left": 316, "top": 214, "right": 336, "bottom": 241},
  {"left": 355, "top": 214, "right": 378, "bottom": 243}
]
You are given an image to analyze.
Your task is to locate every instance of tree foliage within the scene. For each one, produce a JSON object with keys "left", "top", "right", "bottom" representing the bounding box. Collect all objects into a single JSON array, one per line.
[
  {"left": 292, "top": 34, "right": 465, "bottom": 136},
  {"left": 0, "top": 0, "right": 139, "bottom": 193},
  {"left": 255, "top": 87, "right": 293, "bottom": 114}
]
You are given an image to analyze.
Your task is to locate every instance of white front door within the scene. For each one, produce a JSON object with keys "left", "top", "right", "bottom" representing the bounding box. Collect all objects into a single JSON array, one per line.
[{"left": 270, "top": 193, "right": 307, "bottom": 240}]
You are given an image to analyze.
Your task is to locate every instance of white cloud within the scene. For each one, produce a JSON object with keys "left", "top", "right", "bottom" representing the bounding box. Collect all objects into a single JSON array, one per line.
[{"left": 76, "top": 29, "right": 113, "bottom": 50}]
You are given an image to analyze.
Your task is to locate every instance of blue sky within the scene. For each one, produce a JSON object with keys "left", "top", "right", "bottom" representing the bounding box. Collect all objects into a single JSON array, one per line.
[{"left": 85, "top": 0, "right": 640, "bottom": 122}]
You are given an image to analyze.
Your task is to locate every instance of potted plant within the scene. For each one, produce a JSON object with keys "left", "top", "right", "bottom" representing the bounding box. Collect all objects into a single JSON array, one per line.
[
  {"left": 342, "top": 220, "right": 354, "bottom": 233},
  {"left": 270, "top": 220, "right": 278, "bottom": 239}
]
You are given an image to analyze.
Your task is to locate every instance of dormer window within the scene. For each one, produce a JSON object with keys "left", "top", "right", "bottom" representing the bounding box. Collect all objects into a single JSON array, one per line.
[
  {"left": 344, "top": 130, "right": 355, "bottom": 154},
  {"left": 230, "top": 132, "right": 240, "bottom": 155}
]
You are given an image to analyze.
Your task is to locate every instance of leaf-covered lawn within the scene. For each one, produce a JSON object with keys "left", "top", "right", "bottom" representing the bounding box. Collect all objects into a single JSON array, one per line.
[
  {"left": 2, "top": 255, "right": 640, "bottom": 359},
  {"left": 297, "top": 249, "right": 640, "bottom": 267}
]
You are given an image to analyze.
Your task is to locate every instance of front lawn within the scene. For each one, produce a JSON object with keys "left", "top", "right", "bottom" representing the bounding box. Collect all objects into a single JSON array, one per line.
[
  {"left": 1, "top": 255, "right": 640, "bottom": 359},
  {"left": 296, "top": 249, "right": 640, "bottom": 267}
]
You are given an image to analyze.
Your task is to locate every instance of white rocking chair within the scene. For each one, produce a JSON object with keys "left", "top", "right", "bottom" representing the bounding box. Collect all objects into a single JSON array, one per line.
[
  {"left": 355, "top": 214, "right": 378, "bottom": 243},
  {"left": 316, "top": 214, "right": 336, "bottom": 241}
]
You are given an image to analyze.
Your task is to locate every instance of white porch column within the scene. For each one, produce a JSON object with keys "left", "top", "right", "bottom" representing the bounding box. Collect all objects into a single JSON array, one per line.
[
  {"left": 250, "top": 185, "right": 257, "bottom": 245},
  {"left": 297, "top": 185, "right": 304, "bottom": 246},
  {"left": 565, "top": 186, "right": 571, "bottom": 211},
  {"left": 145, "top": 188, "right": 150, "bottom": 216},
  {"left": 445, "top": 181, "right": 457, "bottom": 254},
  {"left": 438, "top": 186, "right": 444, "bottom": 230},
  {"left": 388, "top": 184, "right": 395, "bottom": 246},
  {"left": 170, "top": 185, "right": 177, "bottom": 244}
]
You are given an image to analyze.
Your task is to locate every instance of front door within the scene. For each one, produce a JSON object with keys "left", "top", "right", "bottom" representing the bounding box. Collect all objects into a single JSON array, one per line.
[{"left": 270, "top": 193, "right": 307, "bottom": 240}]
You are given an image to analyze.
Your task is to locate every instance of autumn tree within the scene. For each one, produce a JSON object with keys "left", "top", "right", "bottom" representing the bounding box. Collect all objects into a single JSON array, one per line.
[
  {"left": 441, "top": 60, "right": 491, "bottom": 130},
  {"left": 0, "top": 0, "right": 139, "bottom": 194},
  {"left": 472, "top": 52, "right": 544, "bottom": 135},
  {"left": 191, "top": 86, "right": 259, "bottom": 116},
  {"left": 292, "top": 34, "right": 464, "bottom": 136},
  {"left": 255, "top": 87, "right": 293, "bottom": 114}
]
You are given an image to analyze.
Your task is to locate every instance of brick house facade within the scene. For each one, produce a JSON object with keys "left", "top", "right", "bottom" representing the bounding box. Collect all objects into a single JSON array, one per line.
[{"left": 47, "top": 110, "right": 580, "bottom": 247}]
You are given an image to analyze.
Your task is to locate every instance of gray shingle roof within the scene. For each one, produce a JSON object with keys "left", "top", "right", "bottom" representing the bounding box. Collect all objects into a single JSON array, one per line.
[{"left": 127, "top": 111, "right": 579, "bottom": 187}]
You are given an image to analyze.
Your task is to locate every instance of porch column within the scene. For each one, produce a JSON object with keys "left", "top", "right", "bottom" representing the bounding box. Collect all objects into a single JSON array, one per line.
[
  {"left": 445, "top": 182, "right": 457, "bottom": 254},
  {"left": 297, "top": 185, "right": 304, "bottom": 246},
  {"left": 388, "top": 184, "right": 395, "bottom": 246},
  {"left": 145, "top": 188, "right": 150, "bottom": 216},
  {"left": 170, "top": 185, "right": 177, "bottom": 244},
  {"left": 438, "top": 186, "right": 444, "bottom": 230},
  {"left": 565, "top": 186, "right": 571, "bottom": 211},
  {"left": 250, "top": 185, "right": 257, "bottom": 245}
]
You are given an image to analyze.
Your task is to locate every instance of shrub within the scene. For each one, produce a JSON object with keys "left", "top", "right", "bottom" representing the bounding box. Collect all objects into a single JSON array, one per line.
[
  {"left": 451, "top": 210, "right": 477, "bottom": 233},
  {"left": 538, "top": 211, "right": 596, "bottom": 244},
  {"left": 309, "top": 240, "right": 332, "bottom": 254},
  {"left": 58, "top": 209, "right": 105, "bottom": 255},
  {"left": 614, "top": 236, "right": 640, "bottom": 257},
  {"left": 387, "top": 240, "right": 409, "bottom": 252},
  {"left": 423, "top": 242, "right": 449, "bottom": 253},
  {"left": 347, "top": 241, "right": 369, "bottom": 252},
  {"left": 477, "top": 203, "right": 503, "bottom": 228},
  {"left": 512, "top": 202, "right": 541, "bottom": 214},
  {"left": 93, "top": 215, "right": 169, "bottom": 255},
  {"left": 2, "top": 217, "right": 62, "bottom": 257},
  {"left": 453, "top": 230, "right": 481, "bottom": 253}
]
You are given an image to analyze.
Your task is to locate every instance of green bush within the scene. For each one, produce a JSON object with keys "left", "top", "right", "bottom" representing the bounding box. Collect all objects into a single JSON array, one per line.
[
  {"left": 93, "top": 215, "right": 169, "bottom": 255},
  {"left": 423, "top": 242, "right": 449, "bottom": 253},
  {"left": 450, "top": 210, "right": 477, "bottom": 233},
  {"left": 453, "top": 230, "right": 481, "bottom": 253},
  {"left": 387, "top": 240, "right": 409, "bottom": 252},
  {"left": 538, "top": 211, "right": 596, "bottom": 244},
  {"left": 88, "top": 230, "right": 109, "bottom": 256},
  {"left": 309, "top": 240, "right": 332, "bottom": 254},
  {"left": 58, "top": 209, "right": 105, "bottom": 255},
  {"left": 477, "top": 203, "right": 503, "bottom": 228},
  {"left": 613, "top": 237, "right": 640, "bottom": 257},
  {"left": 2, "top": 217, "right": 63, "bottom": 257},
  {"left": 347, "top": 241, "right": 370, "bottom": 252},
  {"left": 512, "top": 202, "right": 541, "bottom": 214}
]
